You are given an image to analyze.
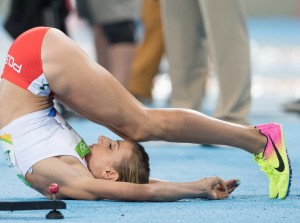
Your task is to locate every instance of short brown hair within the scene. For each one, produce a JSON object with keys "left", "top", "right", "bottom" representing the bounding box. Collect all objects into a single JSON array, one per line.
[{"left": 114, "top": 143, "right": 150, "bottom": 184}]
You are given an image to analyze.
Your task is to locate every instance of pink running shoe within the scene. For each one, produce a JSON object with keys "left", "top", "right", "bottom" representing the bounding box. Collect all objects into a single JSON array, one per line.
[{"left": 254, "top": 123, "right": 292, "bottom": 199}]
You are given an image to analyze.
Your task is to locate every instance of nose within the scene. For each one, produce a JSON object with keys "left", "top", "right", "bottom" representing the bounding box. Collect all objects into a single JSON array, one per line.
[
  {"left": 98, "top": 135, "right": 110, "bottom": 144},
  {"left": 98, "top": 136, "right": 104, "bottom": 144}
]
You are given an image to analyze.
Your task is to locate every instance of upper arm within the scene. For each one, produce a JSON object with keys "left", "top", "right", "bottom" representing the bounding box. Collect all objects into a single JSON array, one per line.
[{"left": 64, "top": 178, "right": 153, "bottom": 201}]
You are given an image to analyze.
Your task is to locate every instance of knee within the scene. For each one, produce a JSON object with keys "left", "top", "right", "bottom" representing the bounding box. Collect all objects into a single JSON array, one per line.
[
  {"left": 125, "top": 121, "right": 154, "bottom": 142},
  {"left": 119, "top": 110, "right": 161, "bottom": 142},
  {"left": 101, "top": 20, "right": 136, "bottom": 44},
  {"left": 131, "top": 109, "right": 166, "bottom": 142}
]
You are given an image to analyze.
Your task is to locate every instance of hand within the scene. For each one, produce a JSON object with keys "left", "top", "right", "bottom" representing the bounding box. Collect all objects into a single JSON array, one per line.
[{"left": 200, "top": 177, "right": 240, "bottom": 200}]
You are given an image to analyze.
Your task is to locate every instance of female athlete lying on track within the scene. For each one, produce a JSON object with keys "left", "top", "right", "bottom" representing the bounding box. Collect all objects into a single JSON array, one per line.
[{"left": 0, "top": 27, "right": 291, "bottom": 201}]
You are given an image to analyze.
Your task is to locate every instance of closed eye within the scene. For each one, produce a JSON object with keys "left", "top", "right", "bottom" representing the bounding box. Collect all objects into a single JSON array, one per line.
[{"left": 109, "top": 143, "right": 112, "bottom": 150}]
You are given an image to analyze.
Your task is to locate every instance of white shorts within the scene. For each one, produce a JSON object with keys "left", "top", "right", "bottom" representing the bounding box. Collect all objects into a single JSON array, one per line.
[{"left": 0, "top": 107, "right": 90, "bottom": 186}]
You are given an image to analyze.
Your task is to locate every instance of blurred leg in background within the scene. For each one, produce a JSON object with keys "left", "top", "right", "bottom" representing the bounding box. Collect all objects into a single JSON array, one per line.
[
  {"left": 76, "top": 0, "right": 140, "bottom": 88},
  {"left": 161, "top": 0, "right": 251, "bottom": 125},
  {"left": 128, "top": 0, "right": 165, "bottom": 103}
]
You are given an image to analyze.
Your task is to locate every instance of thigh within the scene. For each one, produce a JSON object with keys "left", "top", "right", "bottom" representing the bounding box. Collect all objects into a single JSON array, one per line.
[{"left": 41, "top": 28, "right": 151, "bottom": 140}]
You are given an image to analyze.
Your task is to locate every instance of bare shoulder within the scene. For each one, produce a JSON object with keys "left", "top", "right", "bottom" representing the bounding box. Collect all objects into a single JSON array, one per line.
[{"left": 26, "top": 156, "right": 94, "bottom": 199}]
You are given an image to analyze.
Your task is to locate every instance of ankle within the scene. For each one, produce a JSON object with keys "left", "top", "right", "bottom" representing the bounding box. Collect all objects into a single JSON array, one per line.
[{"left": 253, "top": 128, "right": 267, "bottom": 155}]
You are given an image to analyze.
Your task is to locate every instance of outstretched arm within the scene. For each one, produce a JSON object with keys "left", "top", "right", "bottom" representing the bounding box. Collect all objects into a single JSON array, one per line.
[
  {"left": 27, "top": 157, "right": 238, "bottom": 201},
  {"left": 56, "top": 176, "right": 238, "bottom": 201}
]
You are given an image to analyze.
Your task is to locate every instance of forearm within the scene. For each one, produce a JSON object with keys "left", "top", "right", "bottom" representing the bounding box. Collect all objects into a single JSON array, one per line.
[
  {"left": 102, "top": 181, "right": 206, "bottom": 202},
  {"left": 146, "top": 181, "right": 207, "bottom": 201},
  {"left": 110, "top": 181, "right": 206, "bottom": 202},
  {"left": 144, "top": 177, "right": 236, "bottom": 201}
]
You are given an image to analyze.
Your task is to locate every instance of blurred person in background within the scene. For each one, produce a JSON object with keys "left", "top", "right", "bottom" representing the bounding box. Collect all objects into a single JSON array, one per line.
[
  {"left": 160, "top": 0, "right": 251, "bottom": 125},
  {"left": 76, "top": 0, "right": 140, "bottom": 88},
  {"left": 4, "top": 0, "right": 70, "bottom": 39},
  {"left": 128, "top": 0, "right": 164, "bottom": 104}
]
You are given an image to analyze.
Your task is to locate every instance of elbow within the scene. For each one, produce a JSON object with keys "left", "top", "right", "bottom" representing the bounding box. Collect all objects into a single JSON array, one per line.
[
  {"left": 114, "top": 109, "right": 165, "bottom": 142},
  {"left": 130, "top": 110, "right": 165, "bottom": 142},
  {"left": 129, "top": 127, "right": 152, "bottom": 142},
  {"left": 118, "top": 121, "right": 155, "bottom": 142}
]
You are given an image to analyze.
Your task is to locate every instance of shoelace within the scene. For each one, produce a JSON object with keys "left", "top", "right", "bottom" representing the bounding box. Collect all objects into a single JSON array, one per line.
[{"left": 254, "top": 153, "right": 280, "bottom": 180}]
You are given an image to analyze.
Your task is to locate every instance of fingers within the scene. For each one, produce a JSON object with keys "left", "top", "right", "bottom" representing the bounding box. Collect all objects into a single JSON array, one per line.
[
  {"left": 211, "top": 177, "right": 227, "bottom": 192},
  {"left": 225, "top": 179, "right": 241, "bottom": 194},
  {"left": 225, "top": 179, "right": 240, "bottom": 186},
  {"left": 206, "top": 177, "right": 228, "bottom": 200},
  {"left": 216, "top": 192, "right": 229, "bottom": 199},
  {"left": 204, "top": 177, "right": 241, "bottom": 200},
  {"left": 226, "top": 179, "right": 240, "bottom": 189},
  {"left": 218, "top": 179, "right": 227, "bottom": 191},
  {"left": 208, "top": 190, "right": 229, "bottom": 200},
  {"left": 209, "top": 178, "right": 241, "bottom": 200},
  {"left": 225, "top": 179, "right": 236, "bottom": 190},
  {"left": 208, "top": 176, "right": 227, "bottom": 190}
]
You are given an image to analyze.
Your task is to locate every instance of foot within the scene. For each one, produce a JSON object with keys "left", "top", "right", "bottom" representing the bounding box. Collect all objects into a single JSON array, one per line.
[{"left": 254, "top": 123, "right": 292, "bottom": 199}]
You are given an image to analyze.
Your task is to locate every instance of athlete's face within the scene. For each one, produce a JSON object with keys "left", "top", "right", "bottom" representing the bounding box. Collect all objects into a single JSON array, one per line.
[{"left": 86, "top": 136, "right": 134, "bottom": 180}]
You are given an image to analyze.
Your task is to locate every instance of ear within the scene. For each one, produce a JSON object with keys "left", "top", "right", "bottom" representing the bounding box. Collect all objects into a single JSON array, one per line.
[{"left": 102, "top": 169, "right": 119, "bottom": 181}]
